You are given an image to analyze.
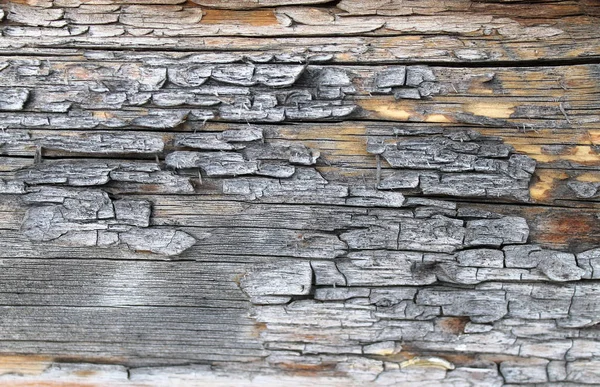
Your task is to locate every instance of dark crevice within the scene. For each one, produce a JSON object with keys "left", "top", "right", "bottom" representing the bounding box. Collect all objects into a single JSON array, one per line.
[
  {"left": 0, "top": 153, "right": 160, "bottom": 161},
  {"left": 0, "top": 303, "right": 250, "bottom": 309}
]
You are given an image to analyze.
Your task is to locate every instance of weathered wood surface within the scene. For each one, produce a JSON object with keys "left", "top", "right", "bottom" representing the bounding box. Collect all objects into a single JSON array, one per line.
[{"left": 0, "top": 0, "right": 600, "bottom": 385}]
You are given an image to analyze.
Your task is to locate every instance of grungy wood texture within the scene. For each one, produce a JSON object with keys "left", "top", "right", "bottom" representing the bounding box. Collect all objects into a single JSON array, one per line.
[{"left": 0, "top": 0, "right": 600, "bottom": 385}]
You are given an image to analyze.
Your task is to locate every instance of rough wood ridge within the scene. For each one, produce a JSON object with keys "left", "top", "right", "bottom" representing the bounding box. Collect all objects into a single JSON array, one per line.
[{"left": 0, "top": 0, "right": 599, "bottom": 386}]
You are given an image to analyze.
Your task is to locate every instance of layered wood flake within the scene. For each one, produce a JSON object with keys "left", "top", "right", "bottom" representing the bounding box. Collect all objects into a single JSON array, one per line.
[{"left": 0, "top": 1, "right": 600, "bottom": 386}]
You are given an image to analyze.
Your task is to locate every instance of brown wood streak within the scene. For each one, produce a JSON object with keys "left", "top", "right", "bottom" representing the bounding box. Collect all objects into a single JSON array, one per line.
[
  {"left": 201, "top": 9, "right": 279, "bottom": 26},
  {"left": 0, "top": 355, "right": 52, "bottom": 376}
]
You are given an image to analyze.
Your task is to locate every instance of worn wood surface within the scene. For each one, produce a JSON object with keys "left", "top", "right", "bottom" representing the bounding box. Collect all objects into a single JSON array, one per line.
[{"left": 0, "top": 0, "right": 600, "bottom": 385}]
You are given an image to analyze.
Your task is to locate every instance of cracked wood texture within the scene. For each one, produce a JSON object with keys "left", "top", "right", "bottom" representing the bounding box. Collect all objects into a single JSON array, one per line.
[{"left": 0, "top": 0, "right": 600, "bottom": 386}]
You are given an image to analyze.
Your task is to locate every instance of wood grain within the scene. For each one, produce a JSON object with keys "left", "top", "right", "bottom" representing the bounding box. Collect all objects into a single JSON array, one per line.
[{"left": 0, "top": 0, "right": 599, "bottom": 385}]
